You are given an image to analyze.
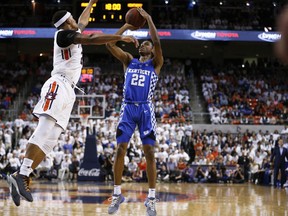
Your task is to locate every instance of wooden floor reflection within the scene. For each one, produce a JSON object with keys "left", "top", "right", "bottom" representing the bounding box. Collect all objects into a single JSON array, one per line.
[{"left": 1, "top": 180, "right": 288, "bottom": 216}]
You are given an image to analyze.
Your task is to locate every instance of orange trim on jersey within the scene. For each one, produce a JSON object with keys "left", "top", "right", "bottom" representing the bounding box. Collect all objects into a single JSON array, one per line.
[
  {"left": 43, "top": 81, "right": 57, "bottom": 111},
  {"left": 64, "top": 49, "right": 70, "bottom": 60}
]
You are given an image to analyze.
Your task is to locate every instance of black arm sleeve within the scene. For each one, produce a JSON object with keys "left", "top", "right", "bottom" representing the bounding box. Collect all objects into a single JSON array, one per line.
[{"left": 56, "top": 30, "right": 81, "bottom": 48}]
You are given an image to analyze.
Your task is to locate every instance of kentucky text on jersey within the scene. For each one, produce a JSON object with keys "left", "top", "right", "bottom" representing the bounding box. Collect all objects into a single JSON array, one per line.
[
  {"left": 123, "top": 59, "right": 158, "bottom": 103},
  {"left": 127, "top": 68, "right": 151, "bottom": 76}
]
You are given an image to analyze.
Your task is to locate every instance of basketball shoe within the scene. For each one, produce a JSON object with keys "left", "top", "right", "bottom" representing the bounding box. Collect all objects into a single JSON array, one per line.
[
  {"left": 7, "top": 175, "right": 21, "bottom": 206},
  {"left": 8, "top": 172, "right": 33, "bottom": 202},
  {"left": 144, "top": 197, "right": 157, "bottom": 216},
  {"left": 108, "top": 194, "right": 125, "bottom": 214}
]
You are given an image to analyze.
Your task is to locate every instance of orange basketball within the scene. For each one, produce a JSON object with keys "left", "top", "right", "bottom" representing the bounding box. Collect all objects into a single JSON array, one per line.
[{"left": 125, "top": 8, "right": 146, "bottom": 28}]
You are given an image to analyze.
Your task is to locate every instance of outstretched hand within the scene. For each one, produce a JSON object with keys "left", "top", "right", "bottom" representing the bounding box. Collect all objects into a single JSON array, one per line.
[
  {"left": 90, "top": 0, "right": 98, "bottom": 4},
  {"left": 137, "top": 7, "right": 151, "bottom": 20},
  {"left": 121, "top": 36, "right": 139, "bottom": 48}
]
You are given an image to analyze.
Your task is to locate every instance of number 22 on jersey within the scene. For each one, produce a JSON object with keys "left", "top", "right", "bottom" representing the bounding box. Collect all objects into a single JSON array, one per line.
[{"left": 131, "top": 74, "right": 145, "bottom": 87}]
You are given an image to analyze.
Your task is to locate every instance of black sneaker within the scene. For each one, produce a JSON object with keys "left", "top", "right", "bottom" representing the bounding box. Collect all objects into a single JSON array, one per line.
[
  {"left": 7, "top": 175, "right": 21, "bottom": 206},
  {"left": 9, "top": 173, "right": 33, "bottom": 202}
]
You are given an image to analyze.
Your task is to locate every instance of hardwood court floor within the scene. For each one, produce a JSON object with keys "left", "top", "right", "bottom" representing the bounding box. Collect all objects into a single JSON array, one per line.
[{"left": 0, "top": 180, "right": 288, "bottom": 216}]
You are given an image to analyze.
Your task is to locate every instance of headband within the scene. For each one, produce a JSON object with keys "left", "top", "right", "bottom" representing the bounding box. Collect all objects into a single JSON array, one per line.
[{"left": 54, "top": 12, "right": 71, "bottom": 28}]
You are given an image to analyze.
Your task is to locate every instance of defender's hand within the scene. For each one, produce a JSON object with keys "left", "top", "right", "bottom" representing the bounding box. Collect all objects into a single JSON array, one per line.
[
  {"left": 124, "top": 23, "right": 140, "bottom": 31},
  {"left": 121, "top": 36, "right": 139, "bottom": 48}
]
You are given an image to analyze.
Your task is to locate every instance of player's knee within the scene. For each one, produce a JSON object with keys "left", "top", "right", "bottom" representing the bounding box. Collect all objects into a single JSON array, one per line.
[
  {"left": 28, "top": 124, "right": 62, "bottom": 155},
  {"left": 143, "top": 145, "right": 155, "bottom": 160},
  {"left": 116, "top": 144, "right": 127, "bottom": 157},
  {"left": 29, "top": 135, "right": 56, "bottom": 155}
]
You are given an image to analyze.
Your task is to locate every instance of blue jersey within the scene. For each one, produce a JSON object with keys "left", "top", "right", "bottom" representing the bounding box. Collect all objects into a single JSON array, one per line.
[
  {"left": 123, "top": 58, "right": 158, "bottom": 103},
  {"left": 116, "top": 58, "right": 159, "bottom": 145}
]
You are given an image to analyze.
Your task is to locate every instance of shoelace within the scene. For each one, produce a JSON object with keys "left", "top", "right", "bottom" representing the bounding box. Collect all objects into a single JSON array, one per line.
[
  {"left": 147, "top": 198, "right": 159, "bottom": 212},
  {"left": 22, "top": 176, "right": 31, "bottom": 192},
  {"left": 108, "top": 196, "right": 120, "bottom": 207}
]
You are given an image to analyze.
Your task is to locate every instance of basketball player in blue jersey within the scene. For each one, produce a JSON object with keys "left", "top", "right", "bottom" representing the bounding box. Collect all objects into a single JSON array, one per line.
[
  {"left": 6, "top": 0, "right": 138, "bottom": 207},
  {"left": 106, "top": 8, "right": 163, "bottom": 216}
]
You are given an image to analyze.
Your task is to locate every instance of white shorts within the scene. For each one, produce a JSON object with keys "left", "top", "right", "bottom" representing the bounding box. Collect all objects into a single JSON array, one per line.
[{"left": 33, "top": 74, "right": 76, "bottom": 130}]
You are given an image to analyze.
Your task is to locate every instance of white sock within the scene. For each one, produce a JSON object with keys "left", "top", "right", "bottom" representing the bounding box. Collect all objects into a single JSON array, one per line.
[
  {"left": 148, "top": 188, "right": 156, "bottom": 198},
  {"left": 19, "top": 158, "right": 34, "bottom": 177},
  {"left": 113, "top": 185, "right": 121, "bottom": 195}
]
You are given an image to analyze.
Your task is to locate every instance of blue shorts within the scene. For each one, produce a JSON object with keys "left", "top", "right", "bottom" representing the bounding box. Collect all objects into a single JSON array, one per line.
[{"left": 116, "top": 102, "right": 156, "bottom": 145}]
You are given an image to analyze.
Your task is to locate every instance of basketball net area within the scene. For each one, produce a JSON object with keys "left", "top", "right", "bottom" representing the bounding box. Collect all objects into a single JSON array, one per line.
[{"left": 70, "top": 94, "right": 106, "bottom": 129}]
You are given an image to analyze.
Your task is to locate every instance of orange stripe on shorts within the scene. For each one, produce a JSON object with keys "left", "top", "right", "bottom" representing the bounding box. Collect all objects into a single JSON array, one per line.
[{"left": 43, "top": 81, "right": 57, "bottom": 111}]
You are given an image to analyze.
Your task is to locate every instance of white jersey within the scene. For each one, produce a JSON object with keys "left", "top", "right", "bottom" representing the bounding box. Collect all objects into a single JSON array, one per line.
[{"left": 51, "top": 29, "right": 82, "bottom": 84}]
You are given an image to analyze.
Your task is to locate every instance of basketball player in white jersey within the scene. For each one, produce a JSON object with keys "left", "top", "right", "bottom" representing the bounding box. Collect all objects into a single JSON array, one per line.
[{"left": 7, "top": 0, "right": 138, "bottom": 206}]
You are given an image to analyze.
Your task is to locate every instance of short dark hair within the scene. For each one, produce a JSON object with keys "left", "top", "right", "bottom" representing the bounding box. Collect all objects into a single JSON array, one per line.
[{"left": 52, "top": 10, "right": 68, "bottom": 28}]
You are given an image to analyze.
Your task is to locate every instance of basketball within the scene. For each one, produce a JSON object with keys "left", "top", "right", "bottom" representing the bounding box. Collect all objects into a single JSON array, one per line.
[{"left": 125, "top": 8, "right": 146, "bottom": 28}]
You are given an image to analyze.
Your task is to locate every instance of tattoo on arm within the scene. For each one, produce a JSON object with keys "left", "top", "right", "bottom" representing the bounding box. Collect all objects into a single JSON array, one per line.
[{"left": 78, "top": 23, "right": 85, "bottom": 32}]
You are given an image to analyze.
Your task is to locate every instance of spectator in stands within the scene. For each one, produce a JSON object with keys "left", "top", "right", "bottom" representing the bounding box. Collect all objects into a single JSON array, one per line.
[
  {"left": 166, "top": 157, "right": 177, "bottom": 177},
  {"left": 0, "top": 154, "right": 9, "bottom": 179},
  {"left": 169, "top": 167, "right": 183, "bottom": 183},
  {"left": 178, "top": 149, "right": 190, "bottom": 162},
  {"left": 126, "top": 158, "right": 138, "bottom": 181},
  {"left": 69, "top": 155, "right": 80, "bottom": 181},
  {"left": 156, "top": 148, "right": 168, "bottom": 162},
  {"left": 63, "top": 136, "right": 74, "bottom": 154},
  {"left": 218, "top": 165, "right": 232, "bottom": 183},
  {"left": 250, "top": 161, "right": 260, "bottom": 184},
  {"left": 8, "top": 152, "right": 21, "bottom": 174},
  {"left": 194, "top": 165, "right": 207, "bottom": 183},
  {"left": 207, "top": 166, "right": 219, "bottom": 183},
  {"left": 182, "top": 164, "right": 194, "bottom": 183},
  {"left": 58, "top": 155, "right": 70, "bottom": 180},
  {"left": 3, "top": 128, "right": 13, "bottom": 151},
  {"left": 127, "top": 142, "right": 138, "bottom": 161},
  {"left": 137, "top": 157, "right": 147, "bottom": 182},
  {"left": 181, "top": 133, "right": 195, "bottom": 163},
  {"left": 232, "top": 165, "right": 245, "bottom": 183},
  {"left": 211, "top": 113, "right": 222, "bottom": 124},
  {"left": 102, "top": 154, "right": 114, "bottom": 182},
  {"left": 36, "top": 155, "right": 53, "bottom": 179},
  {"left": 257, "top": 158, "right": 272, "bottom": 186},
  {"left": 156, "top": 158, "right": 168, "bottom": 182}
]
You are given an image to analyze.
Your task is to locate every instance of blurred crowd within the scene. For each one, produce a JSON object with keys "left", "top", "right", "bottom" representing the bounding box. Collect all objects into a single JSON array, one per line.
[
  {"left": 1, "top": 56, "right": 287, "bottom": 126},
  {"left": 201, "top": 59, "right": 288, "bottom": 125},
  {"left": 1, "top": 113, "right": 288, "bottom": 185},
  {"left": 0, "top": 0, "right": 284, "bottom": 30}
]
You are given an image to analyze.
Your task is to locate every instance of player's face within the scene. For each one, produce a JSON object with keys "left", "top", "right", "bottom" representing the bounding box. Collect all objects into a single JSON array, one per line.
[
  {"left": 67, "top": 16, "right": 78, "bottom": 30},
  {"left": 139, "top": 41, "right": 153, "bottom": 56}
]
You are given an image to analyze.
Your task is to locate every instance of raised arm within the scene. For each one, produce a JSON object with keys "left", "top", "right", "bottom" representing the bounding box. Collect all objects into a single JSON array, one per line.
[
  {"left": 74, "top": 33, "right": 138, "bottom": 46},
  {"left": 106, "top": 24, "right": 138, "bottom": 68},
  {"left": 137, "top": 8, "right": 164, "bottom": 74},
  {"left": 78, "top": 0, "right": 98, "bottom": 31},
  {"left": 275, "top": 5, "right": 288, "bottom": 64}
]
